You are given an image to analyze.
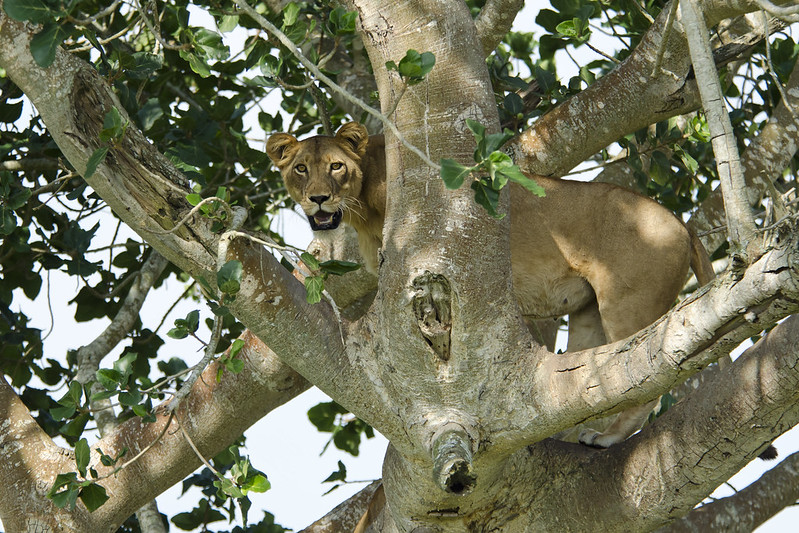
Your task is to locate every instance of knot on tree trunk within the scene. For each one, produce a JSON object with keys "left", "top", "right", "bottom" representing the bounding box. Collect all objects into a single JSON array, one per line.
[
  {"left": 412, "top": 272, "right": 452, "bottom": 361},
  {"left": 431, "top": 424, "right": 476, "bottom": 495}
]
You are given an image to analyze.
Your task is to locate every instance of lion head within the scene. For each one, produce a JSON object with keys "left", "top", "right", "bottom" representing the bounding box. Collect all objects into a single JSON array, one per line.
[{"left": 266, "top": 122, "right": 370, "bottom": 232}]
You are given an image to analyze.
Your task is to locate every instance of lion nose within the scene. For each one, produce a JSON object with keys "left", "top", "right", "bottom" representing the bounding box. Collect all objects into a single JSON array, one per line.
[{"left": 309, "top": 195, "right": 330, "bottom": 206}]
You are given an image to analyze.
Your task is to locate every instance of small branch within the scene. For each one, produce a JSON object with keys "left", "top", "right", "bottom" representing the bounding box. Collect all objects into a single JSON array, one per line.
[
  {"left": 474, "top": 0, "right": 525, "bottom": 55},
  {"left": 679, "top": 0, "right": 759, "bottom": 261},
  {"left": 166, "top": 313, "right": 223, "bottom": 411}
]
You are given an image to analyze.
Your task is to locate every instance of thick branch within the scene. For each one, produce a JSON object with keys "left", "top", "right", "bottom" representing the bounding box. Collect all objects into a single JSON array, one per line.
[
  {"left": 0, "top": 376, "right": 86, "bottom": 532},
  {"left": 80, "top": 333, "right": 306, "bottom": 531},
  {"left": 508, "top": 0, "right": 778, "bottom": 178},
  {"left": 486, "top": 312, "right": 799, "bottom": 531},
  {"left": 299, "top": 481, "right": 383, "bottom": 533},
  {"left": 659, "top": 451, "right": 799, "bottom": 532},
  {"left": 0, "top": 0, "right": 364, "bottom": 425},
  {"left": 486, "top": 238, "right": 799, "bottom": 450}
]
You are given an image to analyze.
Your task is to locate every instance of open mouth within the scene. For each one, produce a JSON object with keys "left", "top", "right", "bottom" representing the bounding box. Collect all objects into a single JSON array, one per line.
[{"left": 307, "top": 210, "right": 343, "bottom": 231}]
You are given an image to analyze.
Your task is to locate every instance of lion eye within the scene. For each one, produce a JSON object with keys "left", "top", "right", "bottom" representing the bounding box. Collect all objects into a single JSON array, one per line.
[
  {"left": 295, "top": 164, "right": 307, "bottom": 173},
  {"left": 330, "top": 162, "right": 343, "bottom": 171}
]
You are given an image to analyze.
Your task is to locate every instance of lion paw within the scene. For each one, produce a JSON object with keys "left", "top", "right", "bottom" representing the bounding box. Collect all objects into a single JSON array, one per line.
[{"left": 578, "top": 429, "right": 623, "bottom": 449}]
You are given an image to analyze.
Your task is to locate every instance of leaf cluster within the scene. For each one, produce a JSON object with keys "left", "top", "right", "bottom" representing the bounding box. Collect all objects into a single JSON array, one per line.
[{"left": 440, "top": 119, "right": 544, "bottom": 218}]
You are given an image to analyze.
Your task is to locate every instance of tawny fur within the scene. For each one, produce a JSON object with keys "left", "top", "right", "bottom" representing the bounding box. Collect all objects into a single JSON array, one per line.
[{"left": 266, "top": 122, "right": 715, "bottom": 449}]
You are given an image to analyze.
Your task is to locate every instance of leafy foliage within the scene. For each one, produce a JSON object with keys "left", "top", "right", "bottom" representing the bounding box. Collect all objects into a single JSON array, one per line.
[{"left": 1, "top": 0, "right": 798, "bottom": 530}]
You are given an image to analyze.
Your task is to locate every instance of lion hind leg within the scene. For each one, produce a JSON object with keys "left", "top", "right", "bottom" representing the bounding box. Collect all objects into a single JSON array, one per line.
[
  {"left": 566, "top": 300, "right": 606, "bottom": 351},
  {"left": 578, "top": 399, "right": 660, "bottom": 448}
]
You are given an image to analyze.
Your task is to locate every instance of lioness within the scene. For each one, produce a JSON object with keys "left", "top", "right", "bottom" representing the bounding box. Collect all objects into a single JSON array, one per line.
[{"left": 266, "top": 122, "right": 715, "bottom": 447}]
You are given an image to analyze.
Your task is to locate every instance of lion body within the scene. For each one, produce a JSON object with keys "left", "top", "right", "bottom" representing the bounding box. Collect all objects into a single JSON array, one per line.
[{"left": 267, "top": 123, "right": 714, "bottom": 448}]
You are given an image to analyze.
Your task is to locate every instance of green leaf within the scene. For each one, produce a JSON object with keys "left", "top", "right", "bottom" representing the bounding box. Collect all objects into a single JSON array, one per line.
[
  {"left": 319, "top": 259, "right": 360, "bottom": 275},
  {"left": 217, "top": 14, "right": 239, "bottom": 33},
  {"left": 60, "top": 412, "right": 90, "bottom": 438},
  {"left": 471, "top": 179, "right": 504, "bottom": 219},
  {"left": 333, "top": 424, "right": 362, "bottom": 456},
  {"left": 308, "top": 401, "right": 347, "bottom": 432},
  {"left": 118, "top": 389, "right": 143, "bottom": 406},
  {"left": 304, "top": 275, "right": 324, "bottom": 304},
  {"left": 84, "top": 146, "right": 109, "bottom": 179},
  {"left": 440, "top": 158, "right": 473, "bottom": 190},
  {"left": 113, "top": 353, "right": 138, "bottom": 384},
  {"left": 328, "top": 7, "right": 356, "bottom": 35},
  {"left": 191, "top": 28, "right": 229, "bottom": 60},
  {"left": 126, "top": 52, "right": 163, "bottom": 80},
  {"left": 323, "top": 460, "right": 347, "bottom": 483},
  {"left": 245, "top": 473, "right": 270, "bottom": 493},
  {"left": 502, "top": 166, "right": 546, "bottom": 196},
  {"left": 217, "top": 260, "right": 243, "bottom": 294},
  {"left": 0, "top": 207, "right": 16, "bottom": 235},
  {"left": 184, "top": 52, "right": 211, "bottom": 78},
  {"left": 3, "top": 0, "right": 54, "bottom": 24},
  {"left": 30, "top": 22, "right": 68, "bottom": 68},
  {"left": 300, "top": 251, "right": 320, "bottom": 271},
  {"left": 79, "top": 482, "right": 109, "bottom": 512},
  {"left": 167, "top": 326, "right": 189, "bottom": 339},
  {"left": 64, "top": 380, "right": 83, "bottom": 406},
  {"left": 185, "top": 310, "right": 200, "bottom": 333},
  {"left": 389, "top": 49, "right": 436, "bottom": 85},
  {"left": 479, "top": 131, "right": 514, "bottom": 159},
  {"left": 229, "top": 338, "right": 245, "bottom": 358},
  {"left": 49, "top": 405, "right": 76, "bottom": 420},
  {"left": 214, "top": 477, "right": 244, "bottom": 498},
  {"left": 224, "top": 358, "right": 245, "bottom": 374},
  {"left": 7, "top": 187, "right": 31, "bottom": 210},
  {"left": 556, "top": 19, "right": 578, "bottom": 38},
  {"left": 99, "top": 107, "right": 128, "bottom": 143},
  {"left": 48, "top": 473, "right": 80, "bottom": 510},
  {"left": 465, "top": 118, "right": 486, "bottom": 141},
  {"left": 137, "top": 98, "right": 163, "bottom": 131},
  {"left": 283, "top": 2, "right": 300, "bottom": 27},
  {"left": 75, "top": 438, "right": 90, "bottom": 478}
]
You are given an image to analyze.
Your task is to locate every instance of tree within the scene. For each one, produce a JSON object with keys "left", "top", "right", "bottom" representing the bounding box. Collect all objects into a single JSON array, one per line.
[{"left": 1, "top": 0, "right": 799, "bottom": 531}]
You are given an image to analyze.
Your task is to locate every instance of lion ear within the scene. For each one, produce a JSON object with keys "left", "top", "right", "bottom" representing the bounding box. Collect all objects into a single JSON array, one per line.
[
  {"left": 265, "top": 133, "right": 299, "bottom": 167},
  {"left": 335, "top": 122, "right": 368, "bottom": 158}
]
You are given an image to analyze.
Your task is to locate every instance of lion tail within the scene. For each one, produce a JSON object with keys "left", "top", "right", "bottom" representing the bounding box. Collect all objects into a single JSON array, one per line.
[{"left": 689, "top": 229, "right": 715, "bottom": 287}]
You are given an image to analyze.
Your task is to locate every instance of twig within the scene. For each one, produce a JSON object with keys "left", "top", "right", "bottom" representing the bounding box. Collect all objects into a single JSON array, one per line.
[
  {"left": 755, "top": 0, "right": 799, "bottom": 21},
  {"left": 234, "top": 0, "right": 441, "bottom": 172},
  {"left": 66, "top": 0, "right": 122, "bottom": 26},
  {"left": 88, "top": 411, "right": 176, "bottom": 484},
  {"left": 148, "top": 197, "right": 239, "bottom": 235},
  {"left": 165, "top": 314, "right": 224, "bottom": 411},
  {"left": 178, "top": 415, "right": 222, "bottom": 476},
  {"left": 760, "top": 11, "right": 796, "bottom": 115}
]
